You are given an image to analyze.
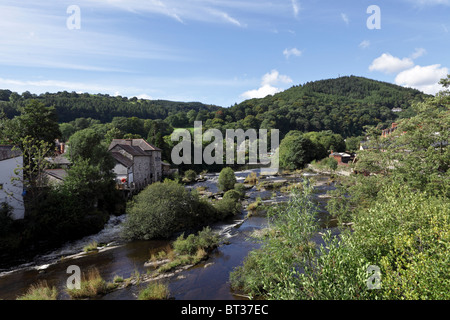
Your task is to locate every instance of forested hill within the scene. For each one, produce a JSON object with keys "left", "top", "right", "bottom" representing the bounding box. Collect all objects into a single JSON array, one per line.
[
  {"left": 228, "top": 76, "right": 429, "bottom": 137},
  {"left": 0, "top": 76, "right": 429, "bottom": 138},
  {"left": 0, "top": 90, "right": 220, "bottom": 123}
]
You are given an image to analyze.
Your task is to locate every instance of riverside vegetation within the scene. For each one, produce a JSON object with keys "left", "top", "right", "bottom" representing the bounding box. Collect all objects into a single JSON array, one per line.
[
  {"left": 230, "top": 77, "right": 450, "bottom": 300},
  {"left": 1, "top": 75, "right": 448, "bottom": 299}
]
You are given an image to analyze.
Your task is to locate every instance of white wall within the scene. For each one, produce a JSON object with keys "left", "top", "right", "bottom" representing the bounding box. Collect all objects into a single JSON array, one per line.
[{"left": 0, "top": 156, "right": 25, "bottom": 220}]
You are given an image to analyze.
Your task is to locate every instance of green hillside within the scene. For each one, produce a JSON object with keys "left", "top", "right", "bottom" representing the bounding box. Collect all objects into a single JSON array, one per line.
[
  {"left": 227, "top": 76, "right": 428, "bottom": 137},
  {"left": 0, "top": 76, "right": 429, "bottom": 139},
  {"left": 0, "top": 90, "right": 220, "bottom": 123}
]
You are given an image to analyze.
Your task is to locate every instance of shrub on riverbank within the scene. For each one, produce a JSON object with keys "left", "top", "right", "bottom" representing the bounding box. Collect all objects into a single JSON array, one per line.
[
  {"left": 230, "top": 181, "right": 318, "bottom": 298},
  {"left": 122, "top": 180, "right": 233, "bottom": 241},
  {"left": 218, "top": 167, "right": 236, "bottom": 191},
  {"left": 151, "top": 227, "right": 220, "bottom": 274},
  {"left": 173, "top": 227, "right": 220, "bottom": 255},
  {"left": 66, "top": 268, "right": 117, "bottom": 299},
  {"left": 16, "top": 281, "right": 58, "bottom": 300},
  {"left": 138, "top": 282, "right": 170, "bottom": 300},
  {"left": 182, "top": 169, "right": 197, "bottom": 183}
]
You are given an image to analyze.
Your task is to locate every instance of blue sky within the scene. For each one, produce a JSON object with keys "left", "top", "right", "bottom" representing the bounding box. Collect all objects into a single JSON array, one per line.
[{"left": 0, "top": 0, "right": 449, "bottom": 108}]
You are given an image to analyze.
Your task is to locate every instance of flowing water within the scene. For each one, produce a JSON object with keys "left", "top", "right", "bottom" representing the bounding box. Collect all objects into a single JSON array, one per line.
[{"left": 0, "top": 170, "right": 335, "bottom": 300}]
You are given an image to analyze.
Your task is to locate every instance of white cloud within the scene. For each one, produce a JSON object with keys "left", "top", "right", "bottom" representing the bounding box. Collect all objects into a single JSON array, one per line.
[
  {"left": 208, "top": 9, "right": 244, "bottom": 27},
  {"left": 240, "top": 84, "right": 281, "bottom": 100},
  {"left": 283, "top": 48, "right": 302, "bottom": 59},
  {"left": 359, "top": 40, "right": 371, "bottom": 49},
  {"left": 341, "top": 13, "right": 349, "bottom": 25},
  {"left": 291, "top": 0, "right": 300, "bottom": 18},
  {"left": 369, "top": 53, "right": 414, "bottom": 74},
  {"left": 241, "top": 70, "right": 293, "bottom": 100},
  {"left": 369, "top": 50, "right": 448, "bottom": 95},
  {"left": 410, "top": 48, "right": 427, "bottom": 59},
  {"left": 395, "top": 64, "right": 448, "bottom": 94},
  {"left": 261, "top": 70, "right": 293, "bottom": 86},
  {"left": 136, "top": 94, "right": 153, "bottom": 100}
]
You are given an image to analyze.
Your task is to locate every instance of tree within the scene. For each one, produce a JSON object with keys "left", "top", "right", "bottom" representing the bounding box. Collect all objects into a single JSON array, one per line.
[
  {"left": 122, "top": 180, "right": 219, "bottom": 240},
  {"left": 2, "top": 100, "right": 61, "bottom": 148},
  {"left": 279, "top": 131, "right": 317, "bottom": 170},
  {"left": 59, "top": 123, "right": 76, "bottom": 142},
  {"left": 7, "top": 137, "right": 53, "bottom": 213},
  {"left": 217, "top": 167, "right": 236, "bottom": 192},
  {"left": 68, "top": 128, "right": 114, "bottom": 172},
  {"left": 66, "top": 128, "right": 117, "bottom": 212},
  {"left": 304, "top": 131, "right": 346, "bottom": 153},
  {"left": 345, "top": 136, "right": 363, "bottom": 152}
]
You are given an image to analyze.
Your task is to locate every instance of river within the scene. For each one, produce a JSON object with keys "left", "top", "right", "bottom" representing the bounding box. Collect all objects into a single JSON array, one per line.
[{"left": 0, "top": 170, "right": 335, "bottom": 300}]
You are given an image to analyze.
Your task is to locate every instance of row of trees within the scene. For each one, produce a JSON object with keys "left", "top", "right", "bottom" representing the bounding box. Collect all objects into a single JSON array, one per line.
[
  {"left": 1, "top": 76, "right": 427, "bottom": 149},
  {"left": 0, "top": 101, "right": 124, "bottom": 260}
]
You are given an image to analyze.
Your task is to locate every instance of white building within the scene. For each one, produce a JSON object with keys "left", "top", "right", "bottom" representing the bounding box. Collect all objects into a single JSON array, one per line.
[{"left": 0, "top": 146, "right": 25, "bottom": 220}]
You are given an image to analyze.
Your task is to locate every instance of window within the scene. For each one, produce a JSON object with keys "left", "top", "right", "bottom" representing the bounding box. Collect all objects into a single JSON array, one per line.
[{"left": 0, "top": 183, "right": 3, "bottom": 190}]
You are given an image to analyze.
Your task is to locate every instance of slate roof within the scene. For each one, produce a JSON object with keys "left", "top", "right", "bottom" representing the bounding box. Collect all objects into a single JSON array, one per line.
[
  {"left": 111, "top": 151, "right": 133, "bottom": 168},
  {"left": 0, "top": 145, "right": 21, "bottom": 161},
  {"left": 44, "top": 169, "right": 68, "bottom": 181},
  {"left": 108, "top": 139, "right": 161, "bottom": 153}
]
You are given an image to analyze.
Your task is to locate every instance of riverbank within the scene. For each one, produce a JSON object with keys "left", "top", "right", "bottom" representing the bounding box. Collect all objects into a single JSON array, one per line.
[{"left": 0, "top": 169, "right": 336, "bottom": 300}]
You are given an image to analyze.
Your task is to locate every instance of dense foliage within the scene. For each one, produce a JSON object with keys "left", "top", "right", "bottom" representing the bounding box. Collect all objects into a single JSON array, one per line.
[
  {"left": 122, "top": 179, "right": 239, "bottom": 240},
  {"left": 217, "top": 167, "right": 237, "bottom": 191},
  {"left": 230, "top": 78, "right": 449, "bottom": 300},
  {"left": 0, "top": 90, "right": 219, "bottom": 123},
  {"left": 226, "top": 76, "right": 427, "bottom": 138}
]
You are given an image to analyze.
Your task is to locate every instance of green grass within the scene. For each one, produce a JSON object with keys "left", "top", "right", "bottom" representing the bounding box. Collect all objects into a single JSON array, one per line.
[
  {"left": 151, "top": 227, "right": 219, "bottom": 274},
  {"left": 17, "top": 281, "right": 58, "bottom": 300},
  {"left": 66, "top": 268, "right": 117, "bottom": 299},
  {"left": 138, "top": 282, "right": 170, "bottom": 300},
  {"left": 83, "top": 241, "right": 98, "bottom": 253}
]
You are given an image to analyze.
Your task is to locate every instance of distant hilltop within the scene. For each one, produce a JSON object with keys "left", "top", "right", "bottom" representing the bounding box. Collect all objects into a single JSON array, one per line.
[{"left": 0, "top": 75, "right": 430, "bottom": 138}]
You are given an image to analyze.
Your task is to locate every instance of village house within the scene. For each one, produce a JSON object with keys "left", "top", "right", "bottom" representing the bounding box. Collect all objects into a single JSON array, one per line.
[
  {"left": 108, "top": 139, "right": 162, "bottom": 192},
  {"left": 0, "top": 145, "right": 24, "bottom": 220},
  {"left": 329, "top": 150, "right": 355, "bottom": 165},
  {"left": 381, "top": 123, "right": 398, "bottom": 138}
]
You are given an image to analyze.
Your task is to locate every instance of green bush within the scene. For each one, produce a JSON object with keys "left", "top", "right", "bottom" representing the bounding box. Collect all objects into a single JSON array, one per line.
[
  {"left": 230, "top": 181, "right": 319, "bottom": 298},
  {"left": 138, "top": 282, "right": 170, "bottom": 300},
  {"left": 223, "top": 189, "right": 241, "bottom": 202},
  {"left": 122, "top": 180, "right": 223, "bottom": 240},
  {"left": 234, "top": 183, "right": 247, "bottom": 200},
  {"left": 217, "top": 167, "right": 236, "bottom": 191},
  {"left": 183, "top": 169, "right": 197, "bottom": 183},
  {"left": 173, "top": 227, "right": 220, "bottom": 256}
]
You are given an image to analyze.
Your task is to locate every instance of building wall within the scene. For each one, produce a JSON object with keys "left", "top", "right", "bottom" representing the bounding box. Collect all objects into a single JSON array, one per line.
[
  {"left": 0, "top": 156, "right": 25, "bottom": 220},
  {"left": 133, "top": 155, "right": 151, "bottom": 189},
  {"left": 151, "top": 151, "right": 162, "bottom": 182}
]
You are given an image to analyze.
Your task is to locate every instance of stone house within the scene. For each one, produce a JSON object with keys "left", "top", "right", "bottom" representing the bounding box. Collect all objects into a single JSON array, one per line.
[
  {"left": 0, "top": 145, "right": 25, "bottom": 220},
  {"left": 108, "top": 139, "right": 162, "bottom": 191}
]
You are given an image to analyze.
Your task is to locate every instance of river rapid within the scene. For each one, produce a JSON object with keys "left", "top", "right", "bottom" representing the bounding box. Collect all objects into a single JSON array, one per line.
[{"left": 0, "top": 170, "right": 336, "bottom": 300}]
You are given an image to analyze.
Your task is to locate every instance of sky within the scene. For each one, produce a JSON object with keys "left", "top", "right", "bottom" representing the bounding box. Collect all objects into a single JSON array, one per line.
[{"left": 0, "top": 0, "right": 449, "bottom": 108}]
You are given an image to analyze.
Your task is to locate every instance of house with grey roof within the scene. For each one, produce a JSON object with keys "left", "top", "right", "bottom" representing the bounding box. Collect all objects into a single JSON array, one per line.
[{"left": 108, "top": 139, "right": 162, "bottom": 191}]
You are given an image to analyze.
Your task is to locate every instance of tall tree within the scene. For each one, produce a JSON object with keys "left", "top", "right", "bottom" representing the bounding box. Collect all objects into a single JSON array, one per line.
[{"left": 2, "top": 100, "right": 61, "bottom": 148}]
